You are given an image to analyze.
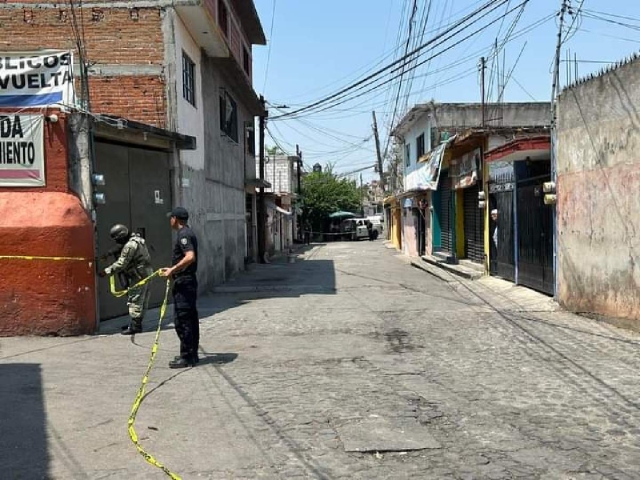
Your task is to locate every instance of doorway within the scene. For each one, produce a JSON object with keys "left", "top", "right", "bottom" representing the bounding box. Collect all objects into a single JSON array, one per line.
[{"left": 94, "top": 141, "right": 173, "bottom": 320}]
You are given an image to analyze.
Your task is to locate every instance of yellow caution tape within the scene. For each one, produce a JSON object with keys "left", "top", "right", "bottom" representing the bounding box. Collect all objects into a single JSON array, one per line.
[
  {"left": 2, "top": 253, "right": 181, "bottom": 478},
  {"left": 109, "top": 270, "right": 161, "bottom": 298},
  {"left": 109, "top": 271, "right": 182, "bottom": 480},
  {"left": 0, "top": 255, "right": 88, "bottom": 261}
]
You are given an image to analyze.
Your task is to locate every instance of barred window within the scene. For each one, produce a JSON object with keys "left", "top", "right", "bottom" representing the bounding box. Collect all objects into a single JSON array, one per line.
[{"left": 182, "top": 52, "right": 196, "bottom": 107}]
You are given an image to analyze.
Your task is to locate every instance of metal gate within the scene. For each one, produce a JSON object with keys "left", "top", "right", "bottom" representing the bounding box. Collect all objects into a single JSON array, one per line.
[
  {"left": 490, "top": 188, "right": 515, "bottom": 282},
  {"left": 414, "top": 208, "right": 426, "bottom": 256},
  {"left": 463, "top": 183, "right": 484, "bottom": 263},
  {"left": 517, "top": 176, "right": 554, "bottom": 295},
  {"left": 94, "top": 141, "right": 173, "bottom": 320},
  {"left": 439, "top": 175, "right": 452, "bottom": 254}
]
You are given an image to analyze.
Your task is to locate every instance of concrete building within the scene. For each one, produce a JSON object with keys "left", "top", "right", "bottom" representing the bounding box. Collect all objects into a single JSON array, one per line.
[
  {"left": 557, "top": 55, "right": 640, "bottom": 324},
  {"left": 259, "top": 154, "right": 301, "bottom": 253},
  {"left": 0, "top": 0, "right": 266, "bottom": 333},
  {"left": 390, "top": 102, "right": 550, "bottom": 272}
]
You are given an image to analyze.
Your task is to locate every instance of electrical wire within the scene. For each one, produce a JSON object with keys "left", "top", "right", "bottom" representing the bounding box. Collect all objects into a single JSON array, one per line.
[
  {"left": 271, "top": 0, "right": 512, "bottom": 120},
  {"left": 261, "top": 0, "right": 277, "bottom": 93},
  {"left": 275, "top": 1, "right": 527, "bottom": 122}
]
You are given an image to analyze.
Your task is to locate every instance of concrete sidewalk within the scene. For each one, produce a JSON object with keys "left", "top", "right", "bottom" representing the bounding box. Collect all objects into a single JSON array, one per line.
[{"left": 408, "top": 255, "right": 559, "bottom": 314}]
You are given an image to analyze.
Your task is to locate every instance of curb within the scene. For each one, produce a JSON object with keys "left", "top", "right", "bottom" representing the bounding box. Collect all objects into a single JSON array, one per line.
[
  {"left": 410, "top": 260, "right": 455, "bottom": 283},
  {"left": 419, "top": 256, "right": 483, "bottom": 281}
]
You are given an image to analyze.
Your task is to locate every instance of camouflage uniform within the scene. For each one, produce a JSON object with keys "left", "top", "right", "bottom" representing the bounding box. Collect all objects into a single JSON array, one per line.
[{"left": 105, "top": 234, "right": 154, "bottom": 330}]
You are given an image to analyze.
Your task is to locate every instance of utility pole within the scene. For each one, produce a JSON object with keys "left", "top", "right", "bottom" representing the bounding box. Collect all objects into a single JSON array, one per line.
[
  {"left": 551, "top": 0, "right": 568, "bottom": 127},
  {"left": 372, "top": 111, "right": 385, "bottom": 190},
  {"left": 360, "top": 173, "right": 364, "bottom": 217},
  {"left": 296, "top": 144, "right": 303, "bottom": 242},
  {"left": 549, "top": 0, "right": 568, "bottom": 299},
  {"left": 258, "top": 95, "right": 267, "bottom": 263},
  {"left": 479, "top": 56, "right": 486, "bottom": 127}
]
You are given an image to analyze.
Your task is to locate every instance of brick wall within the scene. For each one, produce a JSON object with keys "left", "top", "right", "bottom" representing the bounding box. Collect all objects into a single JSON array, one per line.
[
  {"left": 0, "top": 3, "right": 167, "bottom": 127},
  {"left": 89, "top": 76, "right": 167, "bottom": 128}
]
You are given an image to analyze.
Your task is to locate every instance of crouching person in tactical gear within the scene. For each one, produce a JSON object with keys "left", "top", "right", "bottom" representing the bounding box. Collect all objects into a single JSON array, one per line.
[{"left": 100, "top": 224, "right": 154, "bottom": 335}]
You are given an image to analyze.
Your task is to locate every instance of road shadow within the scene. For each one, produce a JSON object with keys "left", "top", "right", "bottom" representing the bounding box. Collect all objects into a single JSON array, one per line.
[
  {"left": 0, "top": 363, "right": 48, "bottom": 478},
  {"left": 98, "top": 244, "right": 336, "bottom": 335},
  {"left": 198, "top": 351, "right": 238, "bottom": 366}
]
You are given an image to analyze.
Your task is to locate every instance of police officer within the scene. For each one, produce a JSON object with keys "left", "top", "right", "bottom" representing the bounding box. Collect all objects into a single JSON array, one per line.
[
  {"left": 160, "top": 207, "right": 200, "bottom": 368},
  {"left": 100, "top": 224, "right": 154, "bottom": 335}
]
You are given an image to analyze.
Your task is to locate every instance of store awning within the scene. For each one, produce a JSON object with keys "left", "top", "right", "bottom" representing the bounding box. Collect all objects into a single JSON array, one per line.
[
  {"left": 485, "top": 135, "right": 551, "bottom": 163},
  {"left": 266, "top": 201, "right": 292, "bottom": 216}
]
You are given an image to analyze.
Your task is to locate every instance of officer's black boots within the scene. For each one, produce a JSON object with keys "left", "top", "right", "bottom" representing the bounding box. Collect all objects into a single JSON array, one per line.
[
  {"left": 121, "top": 326, "right": 142, "bottom": 335},
  {"left": 174, "top": 354, "right": 199, "bottom": 364},
  {"left": 169, "top": 357, "right": 196, "bottom": 368}
]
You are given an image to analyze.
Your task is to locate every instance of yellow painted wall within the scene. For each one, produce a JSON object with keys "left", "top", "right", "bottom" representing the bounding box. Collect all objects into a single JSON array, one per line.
[{"left": 392, "top": 207, "right": 402, "bottom": 250}]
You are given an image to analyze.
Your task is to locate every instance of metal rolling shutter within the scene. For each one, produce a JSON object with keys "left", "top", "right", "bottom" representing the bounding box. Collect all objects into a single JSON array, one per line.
[
  {"left": 463, "top": 183, "right": 484, "bottom": 263},
  {"left": 440, "top": 177, "right": 452, "bottom": 254}
]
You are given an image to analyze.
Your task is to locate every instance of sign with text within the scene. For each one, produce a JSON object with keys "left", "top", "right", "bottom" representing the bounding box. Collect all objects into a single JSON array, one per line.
[
  {"left": 450, "top": 148, "right": 481, "bottom": 190},
  {"left": 0, "top": 51, "right": 75, "bottom": 107},
  {"left": 0, "top": 114, "right": 45, "bottom": 187}
]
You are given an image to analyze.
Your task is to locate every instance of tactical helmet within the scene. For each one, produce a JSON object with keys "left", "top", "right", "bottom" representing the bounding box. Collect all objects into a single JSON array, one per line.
[{"left": 109, "top": 224, "right": 129, "bottom": 242}]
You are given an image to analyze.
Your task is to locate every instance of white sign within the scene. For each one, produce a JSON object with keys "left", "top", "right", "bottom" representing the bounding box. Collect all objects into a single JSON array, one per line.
[
  {"left": 0, "top": 51, "right": 75, "bottom": 108},
  {"left": 0, "top": 114, "right": 45, "bottom": 187}
]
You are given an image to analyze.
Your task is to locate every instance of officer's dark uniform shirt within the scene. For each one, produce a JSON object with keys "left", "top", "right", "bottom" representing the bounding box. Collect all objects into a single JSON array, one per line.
[{"left": 172, "top": 226, "right": 198, "bottom": 278}]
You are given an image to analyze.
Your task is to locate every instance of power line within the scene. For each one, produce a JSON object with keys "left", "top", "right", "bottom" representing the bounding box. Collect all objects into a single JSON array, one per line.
[
  {"left": 276, "top": 1, "right": 528, "bottom": 122},
  {"left": 582, "top": 8, "right": 640, "bottom": 24},
  {"left": 512, "top": 76, "right": 538, "bottom": 101},
  {"left": 277, "top": 10, "right": 551, "bottom": 125},
  {"left": 261, "top": 0, "right": 277, "bottom": 93},
  {"left": 271, "top": 0, "right": 512, "bottom": 120}
]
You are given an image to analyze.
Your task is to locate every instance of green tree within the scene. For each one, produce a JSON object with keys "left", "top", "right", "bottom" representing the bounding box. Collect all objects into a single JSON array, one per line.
[{"left": 301, "top": 170, "right": 361, "bottom": 232}]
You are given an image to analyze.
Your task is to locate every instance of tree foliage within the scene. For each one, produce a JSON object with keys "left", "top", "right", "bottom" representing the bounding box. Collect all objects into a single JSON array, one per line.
[{"left": 301, "top": 170, "right": 361, "bottom": 231}]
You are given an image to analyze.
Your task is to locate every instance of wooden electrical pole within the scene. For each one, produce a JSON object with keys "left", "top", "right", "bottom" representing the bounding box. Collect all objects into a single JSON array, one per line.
[
  {"left": 296, "top": 143, "right": 303, "bottom": 242},
  {"left": 360, "top": 173, "right": 364, "bottom": 217},
  {"left": 258, "top": 96, "right": 267, "bottom": 263},
  {"left": 551, "top": 0, "right": 568, "bottom": 127},
  {"left": 479, "top": 56, "right": 486, "bottom": 127},
  {"left": 372, "top": 111, "right": 385, "bottom": 190}
]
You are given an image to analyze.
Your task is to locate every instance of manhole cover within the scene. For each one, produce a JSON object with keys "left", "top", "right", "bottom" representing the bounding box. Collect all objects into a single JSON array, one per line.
[{"left": 336, "top": 417, "right": 441, "bottom": 453}]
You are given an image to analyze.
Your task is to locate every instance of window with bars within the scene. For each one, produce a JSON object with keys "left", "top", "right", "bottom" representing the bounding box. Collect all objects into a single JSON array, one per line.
[
  {"left": 405, "top": 144, "right": 411, "bottom": 168},
  {"left": 182, "top": 52, "right": 196, "bottom": 107}
]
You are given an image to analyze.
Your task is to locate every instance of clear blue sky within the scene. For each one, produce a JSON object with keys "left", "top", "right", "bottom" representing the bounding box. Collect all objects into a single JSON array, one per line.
[{"left": 251, "top": 0, "right": 640, "bottom": 181}]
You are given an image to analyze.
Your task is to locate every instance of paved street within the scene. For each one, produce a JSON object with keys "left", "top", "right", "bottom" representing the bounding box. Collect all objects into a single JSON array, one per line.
[{"left": 3, "top": 241, "right": 640, "bottom": 479}]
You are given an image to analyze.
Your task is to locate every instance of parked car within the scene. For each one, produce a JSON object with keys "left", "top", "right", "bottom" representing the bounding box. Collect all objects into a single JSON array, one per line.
[
  {"left": 366, "top": 216, "right": 384, "bottom": 233},
  {"left": 341, "top": 218, "right": 381, "bottom": 241}
]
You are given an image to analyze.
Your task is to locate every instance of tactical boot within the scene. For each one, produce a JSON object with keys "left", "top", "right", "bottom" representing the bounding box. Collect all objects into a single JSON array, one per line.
[
  {"left": 169, "top": 357, "right": 195, "bottom": 369},
  {"left": 174, "top": 354, "right": 199, "bottom": 364},
  {"left": 121, "top": 326, "right": 142, "bottom": 335}
]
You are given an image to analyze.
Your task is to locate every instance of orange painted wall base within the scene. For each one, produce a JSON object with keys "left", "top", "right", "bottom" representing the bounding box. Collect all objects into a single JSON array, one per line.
[{"left": 0, "top": 192, "right": 96, "bottom": 336}]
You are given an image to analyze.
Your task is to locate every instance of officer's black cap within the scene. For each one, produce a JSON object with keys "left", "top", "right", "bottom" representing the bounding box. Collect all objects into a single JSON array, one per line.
[{"left": 167, "top": 207, "right": 189, "bottom": 220}]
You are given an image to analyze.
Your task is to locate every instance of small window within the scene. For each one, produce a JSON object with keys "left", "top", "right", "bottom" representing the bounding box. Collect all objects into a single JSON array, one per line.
[
  {"left": 430, "top": 127, "right": 440, "bottom": 149},
  {"left": 405, "top": 144, "right": 411, "bottom": 168},
  {"left": 182, "top": 52, "right": 196, "bottom": 107},
  {"left": 218, "top": 0, "right": 229, "bottom": 37},
  {"left": 245, "top": 122, "right": 256, "bottom": 155},
  {"left": 416, "top": 133, "right": 425, "bottom": 159},
  {"left": 220, "top": 90, "right": 238, "bottom": 142},
  {"left": 243, "top": 47, "right": 250, "bottom": 74}
]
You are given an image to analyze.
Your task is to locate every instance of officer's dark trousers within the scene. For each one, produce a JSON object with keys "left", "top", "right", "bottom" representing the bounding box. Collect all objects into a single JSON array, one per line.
[{"left": 172, "top": 276, "right": 199, "bottom": 360}]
